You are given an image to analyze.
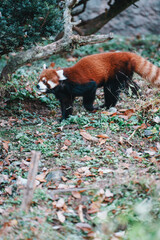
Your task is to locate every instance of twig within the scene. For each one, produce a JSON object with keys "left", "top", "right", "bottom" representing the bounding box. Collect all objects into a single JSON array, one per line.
[
  {"left": 39, "top": 10, "right": 50, "bottom": 30},
  {"left": 48, "top": 186, "right": 98, "bottom": 193},
  {"left": 127, "top": 129, "right": 137, "bottom": 141},
  {"left": 21, "top": 151, "right": 41, "bottom": 212}
]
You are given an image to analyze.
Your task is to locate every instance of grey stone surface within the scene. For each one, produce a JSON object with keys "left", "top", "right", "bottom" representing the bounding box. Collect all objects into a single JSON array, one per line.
[
  {"left": 46, "top": 170, "right": 63, "bottom": 182},
  {"left": 77, "top": 0, "right": 160, "bottom": 35}
]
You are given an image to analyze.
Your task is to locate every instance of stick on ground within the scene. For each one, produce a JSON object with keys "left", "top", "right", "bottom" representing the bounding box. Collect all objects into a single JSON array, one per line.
[{"left": 21, "top": 151, "right": 41, "bottom": 212}]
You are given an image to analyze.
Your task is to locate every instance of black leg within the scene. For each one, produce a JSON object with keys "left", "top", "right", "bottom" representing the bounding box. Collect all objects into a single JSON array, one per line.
[
  {"left": 104, "top": 84, "right": 120, "bottom": 109},
  {"left": 103, "top": 71, "right": 141, "bottom": 109},
  {"left": 103, "top": 73, "right": 126, "bottom": 109},
  {"left": 60, "top": 96, "right": 74, "bottom": 120},
  {"left": 83, "top": 87, "right": 96, "bottom": 111}
]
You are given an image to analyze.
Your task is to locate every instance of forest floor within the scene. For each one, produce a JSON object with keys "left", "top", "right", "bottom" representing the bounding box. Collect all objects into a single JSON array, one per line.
[{"left": 0, "top": 35, "right": 160, "bottom": 240}]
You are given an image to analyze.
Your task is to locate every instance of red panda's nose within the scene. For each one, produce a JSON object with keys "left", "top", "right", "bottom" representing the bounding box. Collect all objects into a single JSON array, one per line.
[{"left": 37, "top": 84, "right": 40, "bottom": 89}]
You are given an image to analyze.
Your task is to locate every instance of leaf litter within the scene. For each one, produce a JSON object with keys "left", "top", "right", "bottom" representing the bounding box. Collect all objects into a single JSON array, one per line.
[{"left": 0, "top": 38, "right": 160, "bottom": 239}]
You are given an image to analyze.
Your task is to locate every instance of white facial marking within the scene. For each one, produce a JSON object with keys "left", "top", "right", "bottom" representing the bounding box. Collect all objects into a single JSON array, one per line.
[
  {"left": 56, "top": 70, "right": 67, "bottom": 80},
  {"left": 38, "top": 81, "right": 47, "bottom": 92},
  {"left": 43, "top": 64, "right": 47, "bottom": 70},
  {"left": 48, "top": 80, "right": 57, "bottom": 89},
  {"left": 42, "top": 77, "right": 46, "bottom": 81}
]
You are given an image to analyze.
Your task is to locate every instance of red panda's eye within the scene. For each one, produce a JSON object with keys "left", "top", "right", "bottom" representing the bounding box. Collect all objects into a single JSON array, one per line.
[{"left": 42, "top": 77, "right": 46, "bottom": 83}]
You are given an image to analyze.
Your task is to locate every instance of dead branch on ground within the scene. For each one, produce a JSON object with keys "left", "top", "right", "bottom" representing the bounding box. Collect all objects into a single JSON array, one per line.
[{"left": 21, "top": 151, "right": 41, "bottom": 212}]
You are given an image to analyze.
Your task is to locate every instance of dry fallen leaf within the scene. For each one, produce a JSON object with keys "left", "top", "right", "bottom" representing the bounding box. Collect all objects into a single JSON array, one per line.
[
  {"left": 145, "top": 150, "right": 156, "bottom": 156},
  {"left": 98, "top": 168, "right": 113, "bottom": 174},
  {"left": 10, "top": 219, "right": 18, "bottom": 226},
  {"left": 80, "top": 130, "right": 98, "bottom": 142},
  {"left": 80, "top": 156, "right": 92, "bottom": 161},
  {"left": 76, "top": 222, "right": 92, "bottom": 232},
  {"left": 72, "top": 191, "right": 81, "bottom": 199},
  {"left": 157, "top": 142, "right": 160, "bottom": 151},
  {"left": 61, "top": 145, "right": 68, "bottom": 151},
  {"left": 58, "top": 183, "right": 68, "bottom": 189},
  {"left": 61, "top": 176, "right": 68, "bottom": 182},
  {"left": 119, "top": 136, "right": 124, "bottom": 145},
  {"left": 77, "top": 166, "right": 92, "bottom": 176},
  {"left": 64, "top": 139, "right": 72, "bottom": 146},
  {"left": 106, "top": 146, "right": 116, "bottom": 152},
  {"left": 36, "top": 172, "right": 47, "bottom": 183},
  {"left": 101, "top": 111, "right": 116, "bottom": 116},
  {"left": 99, "top": 139, "right": 107, "bottom": 145},
  {"left": 16, "top": 176, "right": 28, "bottom": 186},
  {"left": 105, "top": 189, "right": 114, "bottom": 198},
  {"left": 153, "top": 116, "right": 160, "bottom": 123},
  {"left": 124, "top": 109, "right": 135, "bottom": 117},
  {"left": 139, "top": 123, "right": 148, "bottom": 129},
  {"left": 0, "top": 208, "right": 4, "bottom": 214},
  {"left": 88, "top": 201, "right": 101, "bottom": 214},
  {"left": 97, "top": 210, "right": 108, "bottom": 220},
  {"left": 57, "top": 211, "right": 65, "bottom": 223},
  {"left": 56, "top": 198, "right": 65, "bottom": 208},
  {"left": 35, "top": 139, "right": 44, "bottom": 144},
  {"left": 114, "top": 231, "right": 125, "bottom": 238},
  {"left": 5, "top": 186, "right": 12, "bottom": 195},
  {"left": 98, "top": 188, "right": 105, "bottom": 196},
  {"left": 126, "top": 147, "right": 133, "bottom": 156},
  {"left": 118, "top": 109, "right": 135, "bottom": 120},
  {"left": 96, "top": 134, "right": 109, "bottom": 139},
  {"left": 77, "top": 166, "right": 89, "bottom": 173},
  {"left": 2, "top": 141, "right": 9, "bottom": 153}
]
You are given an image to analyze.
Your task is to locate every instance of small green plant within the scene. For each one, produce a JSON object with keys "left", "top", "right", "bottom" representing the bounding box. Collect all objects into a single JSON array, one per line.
[{"left": 0, "top": 0, "right": 63, "bottom": 56}]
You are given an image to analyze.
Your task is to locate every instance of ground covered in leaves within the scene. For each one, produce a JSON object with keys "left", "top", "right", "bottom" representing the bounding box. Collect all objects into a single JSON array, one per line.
[{"left": 0, "top": 35, "right": 160, "bottom": 240}]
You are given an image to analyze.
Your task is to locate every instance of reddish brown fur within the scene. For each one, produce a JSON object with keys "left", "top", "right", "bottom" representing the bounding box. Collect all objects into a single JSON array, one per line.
[
  {"left": 64, "top": 52, "right": 133, "bottom": 84},
  {"left": 39, "top": 52, "right": 160, "bottom": 87},
  {"left": 64, "top": 52, "right": 160, "bottom": 87}
]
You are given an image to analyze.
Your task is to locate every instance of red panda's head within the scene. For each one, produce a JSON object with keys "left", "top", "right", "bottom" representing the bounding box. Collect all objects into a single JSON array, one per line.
[{"left": 37, "top": 63, "right": 67, "bottom": 93}]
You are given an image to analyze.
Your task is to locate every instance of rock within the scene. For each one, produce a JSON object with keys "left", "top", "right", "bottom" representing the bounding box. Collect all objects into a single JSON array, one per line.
[
  {"left": 46, "top": 170, "right": 63, "bottom": 182},
  {"left": 108, "top": 107, "right": 117, "bottom": 113}
]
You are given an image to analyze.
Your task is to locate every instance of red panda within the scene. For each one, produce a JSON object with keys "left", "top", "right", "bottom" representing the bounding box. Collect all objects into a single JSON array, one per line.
[{"left": 37, "top": 52, "right": 160, "bottom": 120}]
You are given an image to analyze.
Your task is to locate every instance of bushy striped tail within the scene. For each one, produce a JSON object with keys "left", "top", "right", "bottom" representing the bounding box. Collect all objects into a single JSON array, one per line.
[{"left": 130, "top": 53, "right": 160, "bottom": 87}]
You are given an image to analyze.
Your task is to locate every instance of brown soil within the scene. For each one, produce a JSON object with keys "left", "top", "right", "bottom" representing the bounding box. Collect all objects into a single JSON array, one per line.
[{"left": 0, "top": 98, "right": 54, "bottom": 117}]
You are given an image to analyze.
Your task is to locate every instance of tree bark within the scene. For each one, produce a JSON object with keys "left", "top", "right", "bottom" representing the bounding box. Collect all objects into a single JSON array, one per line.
[{"left": 77, "top": 0, "right": 139, "bottom": 35}]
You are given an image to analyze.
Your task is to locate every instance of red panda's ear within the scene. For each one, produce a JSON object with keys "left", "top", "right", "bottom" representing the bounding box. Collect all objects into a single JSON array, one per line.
[
  {"left": 49, "top": 62, "right": 55, "bottom": 68},
  {"left": 43, "top": 64, "right": 47, "bottom": 70},
  {"left": 56, "top": 67, "right": 61, "bottom": 70}
]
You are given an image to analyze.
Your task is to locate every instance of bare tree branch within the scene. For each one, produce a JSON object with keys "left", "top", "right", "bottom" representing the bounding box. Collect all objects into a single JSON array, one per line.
[
  {"left": 72, "top": 0, "right": 88, "bottom": 16},
  {"left": 0, "top": 0, "right": 111, "bottom": 85},
  {"left": 56, "top": 0, "right": 139, "bottom": 39},
  {"left": 77, "top": 0, "right": 139, "bottom": 35}
]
